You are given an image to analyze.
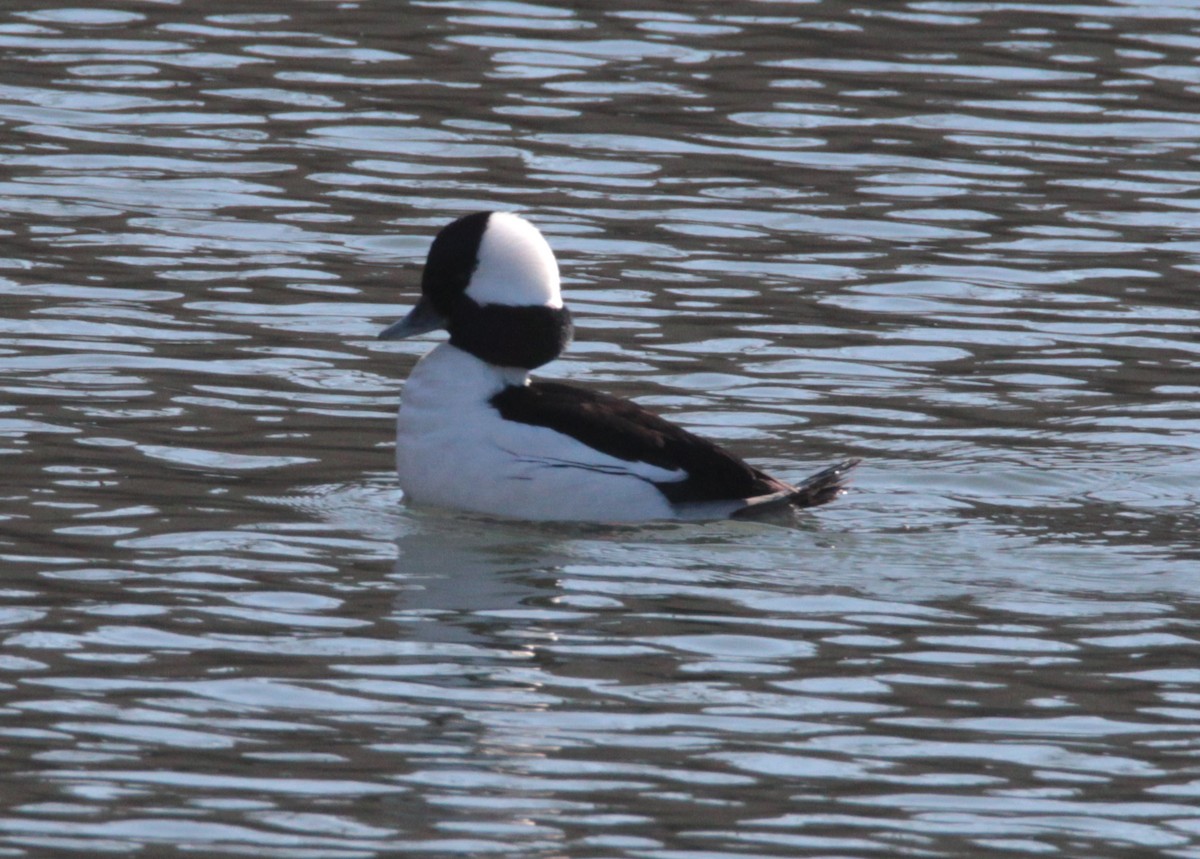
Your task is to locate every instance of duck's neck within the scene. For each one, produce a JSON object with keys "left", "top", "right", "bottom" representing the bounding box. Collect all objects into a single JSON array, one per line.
[{"left": 446, "top": 302, "right": 573, "bottom": 370}]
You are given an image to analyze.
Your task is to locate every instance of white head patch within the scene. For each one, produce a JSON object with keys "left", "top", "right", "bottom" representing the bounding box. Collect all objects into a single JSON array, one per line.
[{"left": 466, "top": 212, "right": 562, "bottom": 309}]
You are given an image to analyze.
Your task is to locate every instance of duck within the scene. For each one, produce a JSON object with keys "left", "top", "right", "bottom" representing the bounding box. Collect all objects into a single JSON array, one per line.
[{"left": 379, "top": 211, "right": 857, "bottom": 521}]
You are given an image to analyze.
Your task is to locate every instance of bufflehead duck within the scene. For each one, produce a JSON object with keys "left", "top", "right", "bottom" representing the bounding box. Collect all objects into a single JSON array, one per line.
[{"left": 379, "top": 211, "right": 857, "bottom": 521}]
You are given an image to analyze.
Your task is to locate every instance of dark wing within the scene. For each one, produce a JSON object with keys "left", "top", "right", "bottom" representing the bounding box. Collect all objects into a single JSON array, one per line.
[{"left": 490, "top": 381, "right": 787, "bottom": 504}]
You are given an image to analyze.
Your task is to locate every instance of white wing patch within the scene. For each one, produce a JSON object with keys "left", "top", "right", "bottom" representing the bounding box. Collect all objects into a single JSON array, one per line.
[{"left": 501, "top": 446, "right": 686, "bottom": 484}]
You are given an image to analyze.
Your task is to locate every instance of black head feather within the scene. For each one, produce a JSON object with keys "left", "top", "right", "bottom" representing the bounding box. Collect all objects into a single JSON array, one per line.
[{"left": 420, "top": 211, "right": 491, "bottom": 319}]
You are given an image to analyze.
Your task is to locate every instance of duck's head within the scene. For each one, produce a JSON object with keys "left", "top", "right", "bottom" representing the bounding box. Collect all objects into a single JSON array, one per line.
[{"left": 379, "top": 211, "right": 574, "bottom": 370}]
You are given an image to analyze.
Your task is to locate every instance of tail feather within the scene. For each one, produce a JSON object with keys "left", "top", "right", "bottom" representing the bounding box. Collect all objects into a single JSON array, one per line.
[
  {"left": 785, "top": 458, "right": 861, "bottom": 509},
  {"left": 731, "top": 458, "right": 860, "bottom": 520}
]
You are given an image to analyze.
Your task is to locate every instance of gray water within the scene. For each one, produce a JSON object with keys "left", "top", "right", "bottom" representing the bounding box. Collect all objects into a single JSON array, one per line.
[{"left": 2, "top": 1, "right": 1199, "bottom": 856}]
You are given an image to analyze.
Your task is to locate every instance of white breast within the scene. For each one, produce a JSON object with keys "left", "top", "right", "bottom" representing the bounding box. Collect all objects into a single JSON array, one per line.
[{"left": 395, "top": 345, "right": 678, "bottom": 521}]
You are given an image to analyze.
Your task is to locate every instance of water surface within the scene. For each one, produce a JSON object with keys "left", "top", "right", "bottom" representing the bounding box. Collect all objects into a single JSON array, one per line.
[{"left": 2, "top": 1, "right": 1199, "bottom": 856}]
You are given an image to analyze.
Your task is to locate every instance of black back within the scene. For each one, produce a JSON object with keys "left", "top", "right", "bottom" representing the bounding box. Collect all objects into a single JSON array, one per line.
[{"left": 490, "top": 381, "right": 786, "bottom": 503}]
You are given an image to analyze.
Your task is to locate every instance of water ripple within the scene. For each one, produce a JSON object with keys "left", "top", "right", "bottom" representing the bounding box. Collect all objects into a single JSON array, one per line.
[{"left": 2, "top": 1, "right": 1200, "bottom": 857}]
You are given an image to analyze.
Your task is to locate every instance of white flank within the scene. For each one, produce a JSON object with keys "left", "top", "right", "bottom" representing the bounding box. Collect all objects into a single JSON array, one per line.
[{"left": 395, "top": 345, "right": 681, "bottom": 521}]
